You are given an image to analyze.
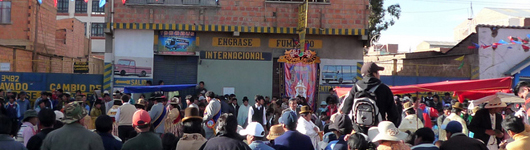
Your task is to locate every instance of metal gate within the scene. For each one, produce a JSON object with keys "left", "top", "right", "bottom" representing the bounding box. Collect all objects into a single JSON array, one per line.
[{"left": 153, "top": 55, "right": 198, "bottom": 98}]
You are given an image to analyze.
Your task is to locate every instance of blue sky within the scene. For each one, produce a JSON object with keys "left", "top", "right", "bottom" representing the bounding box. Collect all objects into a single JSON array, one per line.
[{"left": 378, "top": 0, "right": 530, "bottom": 52}]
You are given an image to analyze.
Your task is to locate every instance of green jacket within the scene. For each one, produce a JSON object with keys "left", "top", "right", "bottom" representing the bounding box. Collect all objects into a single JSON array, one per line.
[
  {"left": 122, "top": 131, "right": 163, "bottom": 150},
  {"left": 41, "top": 123, "right": 104, "bottom": 150}
]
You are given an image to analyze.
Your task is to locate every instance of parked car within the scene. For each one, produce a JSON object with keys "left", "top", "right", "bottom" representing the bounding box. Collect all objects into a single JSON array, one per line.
[
  {"left": 322, "top": 65, "right": 356, "bottom": 84},
  {"left": 114, "top": 59, "right": 152, "bottom": 77}
]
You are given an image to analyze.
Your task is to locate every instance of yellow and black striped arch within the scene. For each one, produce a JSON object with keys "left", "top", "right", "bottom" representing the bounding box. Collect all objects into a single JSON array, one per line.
[{"left": 107, "top": 23, "right": 366, "bottom": 36}]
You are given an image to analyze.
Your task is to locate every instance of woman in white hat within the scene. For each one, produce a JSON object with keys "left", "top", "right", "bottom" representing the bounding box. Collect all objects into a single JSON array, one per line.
[{"left": 368, "top": 121, "right": 410, "bottom": 150}]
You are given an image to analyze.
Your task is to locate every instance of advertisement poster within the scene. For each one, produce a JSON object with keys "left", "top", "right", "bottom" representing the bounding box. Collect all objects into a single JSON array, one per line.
[
  {"left": 156, "top": 31, "right": 197, "bottom": 55},
  {"left": 319, "top": 59, "right": 362, "bottom": 85},
  {"left": 284, "top": 63, "right": 317, "bottom": 109},
  {"left": 114, "top": 30, "right": 154, "bottom": 88}
]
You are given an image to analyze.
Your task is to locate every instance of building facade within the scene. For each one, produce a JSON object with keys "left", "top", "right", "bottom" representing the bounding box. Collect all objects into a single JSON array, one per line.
[
  {"left": 454, "top": 8, "right": 530, "bottom": 41},
  {"left": 0, "top": 0, "right": 97, "bottom": 73},
  {"left": 106, "top": 0, "right": 369, "bottom": 104},
  {"left": 56, "top": 0, "right": 106, "bottom": 56}
]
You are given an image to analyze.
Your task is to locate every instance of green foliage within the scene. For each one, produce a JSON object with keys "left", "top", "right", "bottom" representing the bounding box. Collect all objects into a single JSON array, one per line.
[{"left": 369, "top": 0, "right": 401, "bottom": 44}]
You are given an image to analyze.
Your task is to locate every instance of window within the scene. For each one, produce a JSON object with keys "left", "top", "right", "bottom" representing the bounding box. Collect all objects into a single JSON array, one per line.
[
  {"left": 0, "top": 1, "right": 11, "bottom": 24},
  {"left": 75, "top": 0, "right": 87, "bottom": 13},
  {"left": 57, "top": 0, "right": 68, "bottom": 13},
  {"left": 92, "top": 0, "right": 104, "bottom": 13},
  {"left": 91, "top": 23, "right": 105, "bottom": 37}
]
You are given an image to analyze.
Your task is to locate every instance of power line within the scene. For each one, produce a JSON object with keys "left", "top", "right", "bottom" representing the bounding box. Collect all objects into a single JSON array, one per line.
[{"left": 402, "top": 8, "right": 468, "bottom": 13}]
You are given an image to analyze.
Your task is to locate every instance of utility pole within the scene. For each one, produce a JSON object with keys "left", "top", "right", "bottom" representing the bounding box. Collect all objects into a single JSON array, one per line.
[{"left": 32, "top": 1, "right": 40, "bottom": 72}]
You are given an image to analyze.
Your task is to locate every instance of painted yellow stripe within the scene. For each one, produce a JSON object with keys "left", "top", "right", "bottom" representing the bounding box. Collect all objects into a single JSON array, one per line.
[
  {"left": 105, "top": 63, "right": 112, "bottom": 68},
  {"left": 191, "top": 25, "right": 196, "bottom": 31},
  {"left": 103, "top": 77, "right": 111, "bottom": 83},
  {"left": 472, "top": 67, "right": 479, "bottom": 72},
  {"left": 178, "top": 24, "right": 183, "bottom": 30},
  {"left": 104, "top": 70, "right": 111, "bottom": 75},
  {"left": 356, "top": 76, "right": 362, "bottom": 80},
  {"left": 357, "top": 63, "right": 362, "bottom": 68},
  {"left": 103, "top": 85, "right": 110, "bottom": 89}
]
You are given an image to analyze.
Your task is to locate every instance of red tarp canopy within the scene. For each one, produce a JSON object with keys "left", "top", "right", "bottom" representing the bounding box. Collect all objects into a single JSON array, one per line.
[
  {"left": 335, "top": 77, "right": 513, "bottom": 98},
  {"left": 454, "top": 89, "right": 512, "bottom": 102}
]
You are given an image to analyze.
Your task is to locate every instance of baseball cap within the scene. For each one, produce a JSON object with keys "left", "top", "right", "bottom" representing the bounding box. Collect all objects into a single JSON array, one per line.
[
  {"left": 442, "top": 121, "right": 463, "bottom": 133},
  {"left": 279, "top": 111, "right": 297, "bottom": 126},
  {"left": 22, "top": 110, "right": 38, "bottom": 121},
  {"left": 54, "top": 110, "right": 64, "bottom": 121},
  {"left": 239, "top": 122, "right": 266, "bottom": 137},
  {"left": 132, "top": 109, "right": 151, "bottom": 128},
  {"left": 361, "top": 62, "right": 384, "bottom": 75},
  {"left": 62, "top": 101, "right": 88, "bottom": 124}
]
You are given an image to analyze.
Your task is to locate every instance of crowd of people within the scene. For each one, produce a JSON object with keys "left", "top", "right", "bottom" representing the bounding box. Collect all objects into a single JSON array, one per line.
[{"left": 2, "top": 62, "right": 530, "bottom": 150}]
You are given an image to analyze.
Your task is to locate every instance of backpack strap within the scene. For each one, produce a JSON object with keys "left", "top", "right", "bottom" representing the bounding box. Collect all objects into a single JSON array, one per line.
[{"left": 368, "top": 84, "right": 381, "bottom": 93}]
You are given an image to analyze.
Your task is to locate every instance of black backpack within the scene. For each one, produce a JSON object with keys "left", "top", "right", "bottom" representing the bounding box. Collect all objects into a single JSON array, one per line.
[{"left": 351, "top": 83, "right": 382, "bottom": 128}]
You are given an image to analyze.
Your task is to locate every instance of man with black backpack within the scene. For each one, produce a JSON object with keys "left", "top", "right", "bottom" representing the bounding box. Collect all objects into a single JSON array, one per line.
[{"left": 341, "top": 62, "right": 401, "bottom": 134}]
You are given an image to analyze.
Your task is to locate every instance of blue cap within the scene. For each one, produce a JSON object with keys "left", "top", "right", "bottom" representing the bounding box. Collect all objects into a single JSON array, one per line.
[
  {"left": 442, "top": 121, "right": 462, "bottom": 133},
  {"left": 279, "top": 111, "right": 297, "bottom": 126}
]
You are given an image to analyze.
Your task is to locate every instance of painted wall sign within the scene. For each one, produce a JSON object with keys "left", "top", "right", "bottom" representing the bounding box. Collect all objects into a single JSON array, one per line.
[
  {"left": 200, "top": 51, "right": 272, "bottom": 61},
  {"left": 114, "top": 78, "right": 152, "bottom": 87},
  {"left": 0, "top": 72, "right": 102, "bottom": 100},
  {"left": 212, "top": 37, "right": 260, "bottom": 47},
  {"left": 156, "top": 30, "right": 197, "bottom": 55},
  {"left": 73, "top": 62, "right": 89, "bottom": 73},
  {"left": 268, "top": 39, "right": 322, "bottom": 49}
]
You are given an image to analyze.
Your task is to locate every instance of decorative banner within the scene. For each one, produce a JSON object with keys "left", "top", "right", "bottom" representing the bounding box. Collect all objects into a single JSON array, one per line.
[
  {"left": 156, "top": 31, "right": 197, "bottom": 55},
  {"left": 284, "top": 63, "right": 317, "bottom": 109},
  {"left": 278, "top": 49, "right": 320, "bottom": 64}
]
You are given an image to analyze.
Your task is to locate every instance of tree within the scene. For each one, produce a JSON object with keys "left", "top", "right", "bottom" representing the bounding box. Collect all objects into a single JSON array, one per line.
[{"left": 369, "top": 0, "right": 401, "bottom": 45}]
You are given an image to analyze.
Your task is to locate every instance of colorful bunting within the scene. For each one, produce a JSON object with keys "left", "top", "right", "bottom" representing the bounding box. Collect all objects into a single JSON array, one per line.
[
  {"left": 458, "top": 61, "right": 464, "bottom": 70},
  {"left": 454, "top": 55, "right": 465, "bottom": 61},
  {"left": 498, "top": 40, "right": 509, "bottom": 45},
  {"left": 122, "top": 0, "right": 126, "bottom": 4},
  {"left": 99, "top": 0, "right": 106, "bottom": 7},
  {"left": 523, "top": 45, "right": 530, "bottom": 52}
]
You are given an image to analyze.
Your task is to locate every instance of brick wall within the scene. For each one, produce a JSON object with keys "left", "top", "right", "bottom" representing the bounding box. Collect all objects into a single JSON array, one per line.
[{"left": 113, "top": 0, "right": 369, "bottom": 29}]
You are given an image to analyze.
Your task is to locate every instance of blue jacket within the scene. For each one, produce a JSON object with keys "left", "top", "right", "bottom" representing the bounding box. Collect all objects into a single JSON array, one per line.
[
  {"left": 0, "top": 134, "right": 26, "bottom": 150},
  {"left": 273, "top": 130, "right": 314, "bottom": 150},
  {"left": 98, "top": 132, "right": 122, "bottom": 150}
]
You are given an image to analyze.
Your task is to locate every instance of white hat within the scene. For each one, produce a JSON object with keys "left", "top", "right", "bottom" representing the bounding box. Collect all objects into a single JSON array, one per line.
[
  {"left": 199, "top": 96, "right": 206, "bottom": 101},
  {"left": 485, "top": 97, "right": 507, "bottom": 109},
  {"left": 54, "top": 110, "right": 64, "bottom": 121},
  {"left": 369, "top": 121, "right": 408, "bottom": 142},
  {"left": 238, "top": 122, "right": 265, "bottom": 137}
]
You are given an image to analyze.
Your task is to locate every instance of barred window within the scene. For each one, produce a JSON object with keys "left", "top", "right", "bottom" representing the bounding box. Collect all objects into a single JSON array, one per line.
[
  {"left": 57, "top": 0, "right": 68, "bottom": 13},
  {"left": 91, "top": 23, "right": 105, "bottom": 37},
  {"left": 75, "top": 0, "right": 87, "bottom": 13},
  {"left": 0, "top": 1, "right": 11, "bottom": 24},
  {"left": 92, "top": 0, "right": 105, "bottom": 13}
]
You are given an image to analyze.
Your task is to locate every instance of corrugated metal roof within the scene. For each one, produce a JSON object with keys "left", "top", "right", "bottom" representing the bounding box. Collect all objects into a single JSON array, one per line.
[
  {"left": 504, "top": 56, "right": 530, "bottom": 75},
  {"left": 476, "top": 24, "right": 530, "bottom": 29},
  {"left": 485, "top": 7, "right": 530, "bottom": 18}
]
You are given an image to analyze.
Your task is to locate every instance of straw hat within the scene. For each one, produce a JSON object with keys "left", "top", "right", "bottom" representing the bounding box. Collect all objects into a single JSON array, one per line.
[
  {"left": 299, "top": 105, "right": 313, "bottom": 114},
  {"left": 136, "top": 98, "right": 147, "bottom": 106},
  {"left": 369, "top": 121, "right": 408, "bottom": 142},
  {"left": 267, "top": 125, "right": 285, "bottom": 140},
  {"left": 403, "top": 101, "right": 414, "bottom": 111},
  {"left": 182, "top": 107, "right": 202, "bottom": 122},
  {"left": 170, "top": 97, "right": 179, "bottom": 105},
  {"left": 484, "top": 97, "right": 507, "bottom": 109}
]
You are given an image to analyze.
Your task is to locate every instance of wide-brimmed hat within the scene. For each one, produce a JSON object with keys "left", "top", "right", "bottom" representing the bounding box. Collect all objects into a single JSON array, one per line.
[
  {"left": 170, "top": 97, "right": 179, "bottom": 105},
  {"left": 136, "top": 98, "right": 147, "bottom": 106},
  {"left": 62, "top": 101, "right": 88, "bottom": 124},
  {"left": 267, "top": 124, "right": 285, "bottom": 140},
  {"left": 369, "top": 121, "right": 408, "bottom": 142},
  {"left": 485, "top": 97, "right": 507, "bottom": 109},
  {"left": 23, "top": 110, "right": 38, "bottom": 121},
  {"left": 299, "top": 105, "right": 313, "bottom": 114},
  {"left": 182, "top": 107, "right": 202, "bottom": 122},
  {"left": 452, "top": 102, "right": 464, "bottom": 110},
  {"left": 403, "top": 101, "right": 414, "bottom": 111}
]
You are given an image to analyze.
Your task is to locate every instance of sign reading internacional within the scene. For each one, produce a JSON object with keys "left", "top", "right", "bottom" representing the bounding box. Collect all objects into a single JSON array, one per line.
[
  {"left": 212, "top": 37, "right": 260, "bottom": 47},
  {"left": 200, "top": 51, "right": 272, "bottom": 61},
  {"left": 73, "top": 62, "right": 89, "bottom": 73},
  {"left": 268, "top": 39, "right": 323, "bottom": 49}
]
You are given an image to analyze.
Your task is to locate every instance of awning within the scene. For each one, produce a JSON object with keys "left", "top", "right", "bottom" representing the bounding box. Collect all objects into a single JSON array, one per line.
[
  {"left": 335, "top": 77, "right": 512, "bottom": 98},
  {"left": 389, "top": 77, "right": 512, "bottom": 94},
  {"left": 454, "top": 89, "right": 512, "bottom": 102},
  {"left": 468, "top": 92, "right": 523, "bottom": 109},
  {"left": 123, "top": 84, "right": 196, "bottom": 93}
]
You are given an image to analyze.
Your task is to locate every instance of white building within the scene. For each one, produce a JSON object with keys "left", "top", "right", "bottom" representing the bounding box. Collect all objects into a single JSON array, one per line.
[{"left": 56, "top": 0, "right": 106, "bottom": 56}]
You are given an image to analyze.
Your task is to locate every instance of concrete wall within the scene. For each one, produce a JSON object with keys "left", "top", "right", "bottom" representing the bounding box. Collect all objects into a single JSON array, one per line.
[
  {"left": 454, "top": 8, "right": 519, "bottom": 41},
  {"left": 113, "top": 0, "right": 368, "bottom": 29},
  {"left": 478, "top": 27, "right": 530, "bottom": 79},
  {"left": 197, "top": 60, "right": 272, "bottom": 105}
]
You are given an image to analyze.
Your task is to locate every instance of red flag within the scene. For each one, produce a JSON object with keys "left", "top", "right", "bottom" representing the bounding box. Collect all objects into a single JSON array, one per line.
[
  {"left": 54, "top": 0, "right": 57, "bottom": 7},
  {"left": 467, "top": 46, "right": 476, "bottom": 49},
  {"left": 522, "top": 45, "right": 530, "bottom": 52},
  {"left": 122, "top": 0, "right": 126, "bottom": 4},
  {"left": 481, "top": 45, "right": 491, "bottom": 49}
]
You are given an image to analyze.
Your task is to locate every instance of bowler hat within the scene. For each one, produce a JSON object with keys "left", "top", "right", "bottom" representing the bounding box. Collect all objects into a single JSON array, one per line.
[
  {"left": 299, "top": 105, "right": 313, "bottom": 114},
  {"left": 452, "top": 102, "right": 464, "bottom": 110},
  {"left": 182, "top": 107, "right": 202, "bottom": 122}
]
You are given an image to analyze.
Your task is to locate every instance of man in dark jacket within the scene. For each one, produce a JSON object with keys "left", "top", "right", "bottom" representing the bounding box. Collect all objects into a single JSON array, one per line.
[
  {"left": 440, "top": 121, "right": 487, "bottom": 150},
  {"left": 200, "top": 113, "right": 251, "bottom": 150},
  {"left": 410, "top": 128, "right": 438, "bottom": 150},
  {"left": 468, "top": 100, "right": 505, "bottom": 150},
  {"left": 273, "top": 111, "right": 314, "bottom": 150},
  {"left": 95, "top": 115, "right": 122, "bottom": 150},
  {"left": 341, "top": 62, "right": 401, "bottom": 134},
  {"left": 26, "top": 109, "right": 56, "bottom": 150}
]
